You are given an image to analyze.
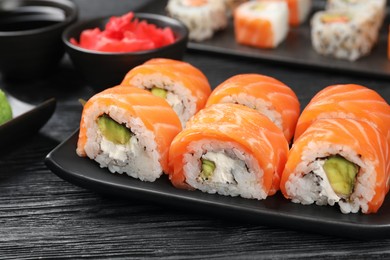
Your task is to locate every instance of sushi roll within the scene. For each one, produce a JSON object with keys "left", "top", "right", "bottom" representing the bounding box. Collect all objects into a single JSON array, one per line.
[
  {"left": 326, "top": 0, "right": 386, "bottom": 29},
  {"left": 234, "top": 0, "right": 289, "bottom": 49},
  {"left": 168, "top": 103, "right": 289, "bottom": 200},
  {"left": 280, "top": 118, "right": 390, "bottom": 214},
  {"left": 76, "top": 86, "right": 182, "bottom": 182},
  {"left": 311, "top": 9, "right": 379, "bottom": 61},
  {"left": 205, "top": 73, "right": 300, "bottom": 142},
  {"left": 294, "top": 84, "right": 390, "bottom": 144},
  {"left": 285, "top": 0, "right": 312, "bottom": 26},
  {"left": 166, "top": 0, "right": 227, "bottom": 42},
  {"left": 121, "top": 58, "right": 212, "bottom": 127}
]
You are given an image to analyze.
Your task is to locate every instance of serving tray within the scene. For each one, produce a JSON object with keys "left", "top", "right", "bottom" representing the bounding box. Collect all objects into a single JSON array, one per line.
[
  {"left": 139, "top": 0, "right": 390, "bottom": 79},
  {"left": 45, "top": 130, "right": 390, "bottom": 239}
]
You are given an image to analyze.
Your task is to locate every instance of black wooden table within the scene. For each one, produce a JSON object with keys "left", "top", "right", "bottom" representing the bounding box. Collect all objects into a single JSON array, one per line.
[{"left": 2, "top": 0, "right": 390, "bottom": 258}]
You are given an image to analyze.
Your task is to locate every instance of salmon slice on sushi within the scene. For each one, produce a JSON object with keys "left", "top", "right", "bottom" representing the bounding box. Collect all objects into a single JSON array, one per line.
[
  {"left": 120, "top": 58, "right": 212, "bottom": 127},
  {"left": 206, "top": 73, "right": 300, "bottom": 143},
  {"left": 77, "top": 86, "right": 182, "bottom": 182},
  {"left": 294, "top": 84, "right": 390, "bottom": 145},
  {"left": 168, "top": 103, "right": 289, "bottom": 200},
  {"left": 234, "top": 0, "right": 289, "bottom": 49}
]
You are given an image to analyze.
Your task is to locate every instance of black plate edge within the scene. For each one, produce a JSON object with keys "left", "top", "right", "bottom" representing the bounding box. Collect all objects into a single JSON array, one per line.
[
  {"left": 45, "top": 131, "right": 390, "bottom": 240},
  {"left": 0, "top": 98, "right": 56, "bottom": 151}
]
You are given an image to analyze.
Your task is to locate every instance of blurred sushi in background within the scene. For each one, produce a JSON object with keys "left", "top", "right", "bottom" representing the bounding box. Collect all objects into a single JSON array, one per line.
[
  {"left": 166, "top": 0, "right": 228, "bottom": 41},
  {"left": 234, "top": 0, "right": 289, "bottom": 49},
  {"left": 310, "top": 9, "right": 380, "bottom": 61}
]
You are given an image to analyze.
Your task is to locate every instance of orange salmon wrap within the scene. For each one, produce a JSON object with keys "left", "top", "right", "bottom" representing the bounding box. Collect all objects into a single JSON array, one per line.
[
  {"left": 281, "top": 118, "right": 390, "bottom": 214},
  {"left": 294, "top": 84, "right": 390, "bottom": 144},
  {"left": 120, "top": 58, "right": 212, "bottom": 127},
  {"left": 77, "top": 86, "right": 182, "bottom": 182},
  {"left": 206, "top": 73, "right": 300, "bottom": 142},
  {"left": 168, "top": 103, "right": 289, "bottom": 200}
]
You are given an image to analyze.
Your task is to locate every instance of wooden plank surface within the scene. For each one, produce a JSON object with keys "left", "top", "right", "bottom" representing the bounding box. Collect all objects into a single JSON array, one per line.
[{"left": 1, "top": 0, "right": 390, "bottom": 258}]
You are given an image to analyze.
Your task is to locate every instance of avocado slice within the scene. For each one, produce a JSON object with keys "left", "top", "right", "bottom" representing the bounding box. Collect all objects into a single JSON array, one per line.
[
  {"left": 97, "top": 114, "right": 132, "bottom": 145},
  {"left": 150, "top": 87, "right": 167, "bottom": 99},
  {"left": 323, "top": 155, "right": 359, "bottom": 198},
  {"left": 199, "top": 159, "right": 216, "bottom": 181},
  {"left": 0, "top": 90, "right": 12, "bottom": 125}
]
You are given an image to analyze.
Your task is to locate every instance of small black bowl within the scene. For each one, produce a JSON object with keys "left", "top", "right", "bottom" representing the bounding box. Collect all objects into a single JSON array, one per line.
[
  {"left": 0, "top": 0, "right": 78, "bottom": 81},
  {"left": 62, "top": 13, "right": 189, "bottom": 92}
]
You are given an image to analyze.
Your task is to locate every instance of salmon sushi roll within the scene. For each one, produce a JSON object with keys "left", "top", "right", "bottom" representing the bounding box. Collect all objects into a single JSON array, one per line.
[
  {"left": 281, "top": 118, "right": 390, "bottom": 214},
  {"left": 121, "top": 58, "right": 212, "bottom": 127},
  {"left": 234, "top": 0, "right": 289, "bottom": 49},
  {"left": 286, "top": 0, "right": 312, "bottom": 26},
  {"left": 77, "top": 86, "right": 182, "bottom": 182},
  {"left": 168, "top": 103, "right": 289, "bottom": 199},
  {"left": 294, "top": 84, "right": 390, "bottom": 144},
  {"left": 206, "top": 73, "right": 300, "bottom": 142}
]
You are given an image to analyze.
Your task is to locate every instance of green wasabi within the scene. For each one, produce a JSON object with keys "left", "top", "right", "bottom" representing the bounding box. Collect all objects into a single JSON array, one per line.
[
  {"left": 323, "top": 155, "right": 359, "bottom": 197},
  {"left": 97, "top": 114, "right": 132, "bottom": 145},
  {"left": 150, "top": 87, "right": 167, "bottom": 99},
  {"left": 199, "top": 159, "right": 216, "bottom": 181},
  {"left": 0, "top": 89, "right": 12, "bottom": 125}
]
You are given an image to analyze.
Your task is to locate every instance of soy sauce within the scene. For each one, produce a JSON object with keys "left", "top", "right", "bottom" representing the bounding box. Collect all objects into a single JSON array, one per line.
[{"left": 0, "top": 6, "right": 66, "bottom": 32}]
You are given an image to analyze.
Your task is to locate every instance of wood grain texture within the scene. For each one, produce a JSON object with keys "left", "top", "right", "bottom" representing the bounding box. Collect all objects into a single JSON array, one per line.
[{"left": 1, "top": 0, "right": 390, "bottom": 258}]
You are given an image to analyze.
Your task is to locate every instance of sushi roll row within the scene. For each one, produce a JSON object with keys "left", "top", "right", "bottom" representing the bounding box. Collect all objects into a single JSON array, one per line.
[
  {"left": 281, "top": 84, "right": 390, "bottom": 214},
  {"left": 311, "top": 0, "right": 386, "bottom": 61},
  {"left": 76, "top": 58, "right": 390, "bottom": 214},
  {"left": 77, "top": 58, "right": 211, "bottom": 181},
  {"left": 234, "top": 0, "right": 312, "bottom": 49}
]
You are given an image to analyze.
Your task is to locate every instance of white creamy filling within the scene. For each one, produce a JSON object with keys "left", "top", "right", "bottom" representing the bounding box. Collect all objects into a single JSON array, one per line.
[
  {"left": 166, "top": 92, "right": 184, "bottom": 120},
  {"left": 312, "top": 160, "right": 341, "bottom": 205},
  {"left": 201, "top": 152, "right": 247, "bottom": 184},
  {"left": 100, "top": 135, "right": 154, "bottom": 173}
]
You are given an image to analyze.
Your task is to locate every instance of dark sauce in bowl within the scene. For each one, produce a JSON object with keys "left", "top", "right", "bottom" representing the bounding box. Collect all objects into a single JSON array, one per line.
[{"left": 0, "top": 6, "right": 66, "bottom": 32}]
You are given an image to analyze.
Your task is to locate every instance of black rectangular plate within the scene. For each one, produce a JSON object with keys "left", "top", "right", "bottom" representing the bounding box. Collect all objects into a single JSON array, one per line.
[
  {"left": 139, "top": 0, "right": 390, "bottom": 79},
  {"left": 45, "top": 130, "right": 390, "bottom": 239}
]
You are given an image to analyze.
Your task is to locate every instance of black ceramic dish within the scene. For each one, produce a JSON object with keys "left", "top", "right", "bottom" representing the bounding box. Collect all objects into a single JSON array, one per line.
[
  {"left": 0, "top": 95, "right": 56, "bottom": 153},
  {"left": 45, "top": 131, "right": 390, "bottom": 240},
  {"left": 62, "top": 13, "right": 188, "bottom": 92},
  {"left": 0, "top": 0, "right": 78, "bottom": 81},
  {"left": 140, "top": 0, "right": 390, "bottom": 79}
]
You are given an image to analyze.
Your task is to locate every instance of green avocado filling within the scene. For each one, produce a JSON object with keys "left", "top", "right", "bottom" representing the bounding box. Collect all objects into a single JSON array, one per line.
[
  {"left": 0, "top": 89, "right": 12, "bottom": 125},
  {"left": 323, "top": 155, "right": 359, "bottom": 197},
  {"left": 150, "top": 87, "right": 167, "bottom": 99},
  {"left": 97, "top": 114, "right": 132, "bottom": 145},
  {"left": 199, "top": 159, "right": 216, "bottom": 181}
]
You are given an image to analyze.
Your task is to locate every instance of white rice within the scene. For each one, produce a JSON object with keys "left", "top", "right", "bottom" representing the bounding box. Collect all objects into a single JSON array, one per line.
[
  {"left": 285, "top": 141, "right": 376, "bottom": 213},
  {"left": 81, "top": 102, "right": 162, "bottom": 182},
  {"left": 166, "top": 0, "right": 227, "bottom": 42},
  {"left": 219, "top": 93, "right": 283, "bottom": 131},
  {"left": 296, "top": 0, "right": 312, "bottom": 25},
  {"left": 182, "top": 139, "right": 267, "bottom": 200},
  {"left": 127, "top": 73, "right": 197, "bottom": 127}
]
